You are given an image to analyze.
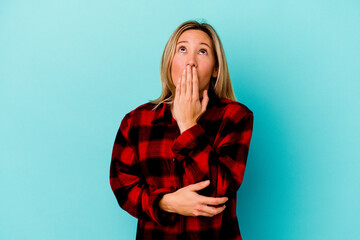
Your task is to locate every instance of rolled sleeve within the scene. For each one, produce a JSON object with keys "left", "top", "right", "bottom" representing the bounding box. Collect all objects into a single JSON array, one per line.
[
  {"left": 149, "top": 188, "right": 178, "bottom": 226},
  {"left": 171, "top": 124, "right": 207, "bottom": 161}
]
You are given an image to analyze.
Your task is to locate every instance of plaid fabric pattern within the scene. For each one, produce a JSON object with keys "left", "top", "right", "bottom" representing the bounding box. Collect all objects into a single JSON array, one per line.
[{"left": 110, "top": 93, "right": 254, "bottom": 240}]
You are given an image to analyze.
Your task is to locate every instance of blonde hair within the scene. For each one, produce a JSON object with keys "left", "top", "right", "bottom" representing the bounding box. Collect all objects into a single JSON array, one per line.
[{"left": 151, "top": 20, "right": 236, "bottom": 108}]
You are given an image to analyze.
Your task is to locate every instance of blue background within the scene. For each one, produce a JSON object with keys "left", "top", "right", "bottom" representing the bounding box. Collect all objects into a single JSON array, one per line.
[{"left": 1, "top": 0, "right": 359, "bottom": 239}]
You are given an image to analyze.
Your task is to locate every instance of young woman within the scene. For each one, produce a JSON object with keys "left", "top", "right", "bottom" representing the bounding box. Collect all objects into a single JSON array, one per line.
[{"left": 110, "top": 20, "right": 254, "bottom": 240}]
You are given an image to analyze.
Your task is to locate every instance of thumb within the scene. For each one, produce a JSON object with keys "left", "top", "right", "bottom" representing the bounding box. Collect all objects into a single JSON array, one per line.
[
  {"left": 189, "top": 180, "right": 210, "bottom": 191},
  {"left": 201, "top": 90, "right": 209, "bottom": 113}
]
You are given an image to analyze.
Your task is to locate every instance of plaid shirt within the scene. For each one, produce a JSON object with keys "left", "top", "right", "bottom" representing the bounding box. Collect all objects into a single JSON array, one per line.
[{"left": 110, "top": 92, "right": 254, "bottom": 240}]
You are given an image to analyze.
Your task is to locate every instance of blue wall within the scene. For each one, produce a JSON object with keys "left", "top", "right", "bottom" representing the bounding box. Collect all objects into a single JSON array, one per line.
[{"left": 1, "top": 0, "right": 359, "bottom": 239}]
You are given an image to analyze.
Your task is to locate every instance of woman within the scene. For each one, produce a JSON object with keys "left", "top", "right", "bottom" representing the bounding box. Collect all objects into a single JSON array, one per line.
[{"left": 110, "top": 20, "right": 254, "bottom": 240}]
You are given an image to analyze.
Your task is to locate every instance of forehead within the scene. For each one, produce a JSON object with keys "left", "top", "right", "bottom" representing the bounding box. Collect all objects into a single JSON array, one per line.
[{"left": 177, "top": 29, "right": 212, "bottom": 45}]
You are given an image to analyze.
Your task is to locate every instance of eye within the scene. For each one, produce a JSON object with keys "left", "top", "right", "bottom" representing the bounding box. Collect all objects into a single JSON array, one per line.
[
  {"left": 199, "top": 49, "right": 208, "bottom": 55},
  {"left": 178, "top": 46, "right": 186, "bottom": 52}
]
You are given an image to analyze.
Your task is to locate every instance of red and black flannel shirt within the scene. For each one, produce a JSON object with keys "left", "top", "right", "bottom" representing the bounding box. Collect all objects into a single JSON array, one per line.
[{"left": 110, "top": 92, "right": 254, "bottom": 240}]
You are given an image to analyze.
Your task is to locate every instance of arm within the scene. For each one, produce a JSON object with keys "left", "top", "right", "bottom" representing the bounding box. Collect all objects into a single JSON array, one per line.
[
  {"left": 159, "top": 65, "right": 252, "bottom": 217},
  {"left": 172, "top": 110, "right": 254, "bottom": 197},
  {"left": 109, "top": 113, "right": 176, "bottom": 225},
  {"left": 171, "top": 65, "right": 254, "bottom": 197}
]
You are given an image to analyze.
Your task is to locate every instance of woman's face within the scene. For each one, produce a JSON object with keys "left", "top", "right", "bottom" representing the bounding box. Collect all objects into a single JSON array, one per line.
[{"left": 171, "top": 29, "right": 218, "bottom": 96}]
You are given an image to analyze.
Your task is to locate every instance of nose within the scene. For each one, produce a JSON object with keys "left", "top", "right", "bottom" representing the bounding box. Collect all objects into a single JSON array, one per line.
[{"left": 186, "top": 51, "right": 197, "bottom": 68}]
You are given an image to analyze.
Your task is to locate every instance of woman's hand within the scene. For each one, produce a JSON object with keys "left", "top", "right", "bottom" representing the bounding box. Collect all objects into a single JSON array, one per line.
[
  {"left": 172, "top": 65, "right": 209, "bottom": 134},
  {"left": 159, "top": 180, "right": 228, "bottom": 217}
]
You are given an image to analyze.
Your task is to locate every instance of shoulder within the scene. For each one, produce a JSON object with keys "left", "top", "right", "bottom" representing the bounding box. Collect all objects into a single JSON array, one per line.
[
  {"left": 217, "top": 98, "right": 253, "bottom": 121},
  {"left": 126, "top": 102, "right": 156, "bottom": 116},
  {"left": 121, "top": 102, "right": 157, "bottom": 126}
]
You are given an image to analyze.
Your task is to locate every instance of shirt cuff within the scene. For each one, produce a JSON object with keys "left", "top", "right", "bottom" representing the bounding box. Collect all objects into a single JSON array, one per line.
[
  {"left": 171, "top": 124, "right": 207, "bottom": 161},
  {"left": 149, "top": 188, "right": 177, "bottom": 226}
]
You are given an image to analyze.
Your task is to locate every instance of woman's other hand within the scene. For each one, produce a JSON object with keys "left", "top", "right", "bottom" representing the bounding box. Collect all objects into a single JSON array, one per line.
[
  {"left": 172, "top": 65, "right": 209, "bottom": 134},
  {"left": 158, "top": 180, "right": 228, "bottom": 217}
]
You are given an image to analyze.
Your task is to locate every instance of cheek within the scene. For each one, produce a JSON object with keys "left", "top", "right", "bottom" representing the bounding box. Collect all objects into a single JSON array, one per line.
[
  {"left": 171, "top": 57, "right": 184, "bottom": 85},
  {"left": 197, "top": 63, "right": 213, "bottom": 88}
]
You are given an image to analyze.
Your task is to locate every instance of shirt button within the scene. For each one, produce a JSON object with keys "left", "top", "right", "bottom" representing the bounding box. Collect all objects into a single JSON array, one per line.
[{"left": 172, "top": 158, "right": 176, "bottom": 162}]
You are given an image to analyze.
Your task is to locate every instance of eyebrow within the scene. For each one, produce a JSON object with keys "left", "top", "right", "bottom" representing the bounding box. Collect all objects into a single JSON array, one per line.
[{"left": 176, "top": 41, "right": 212, "bottom": 49}]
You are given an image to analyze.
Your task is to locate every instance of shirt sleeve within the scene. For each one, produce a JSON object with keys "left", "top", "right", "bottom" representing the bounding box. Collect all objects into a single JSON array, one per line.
[
  {"left": 171, "top": 106, "right": 254, "bottom": 197},
  {"left": 110, "top": 113, "right": 177, "bottom": 226}
]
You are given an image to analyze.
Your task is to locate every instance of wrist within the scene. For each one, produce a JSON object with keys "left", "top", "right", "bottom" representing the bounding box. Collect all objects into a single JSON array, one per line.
[
  {"left": 159, "top": 193, "right": 176, "bottom": 213},
  {"left": 178, "top": 122, "right": 197, "bottom": 134}
]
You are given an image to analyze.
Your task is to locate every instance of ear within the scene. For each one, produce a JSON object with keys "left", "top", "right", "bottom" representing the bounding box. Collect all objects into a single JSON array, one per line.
[{"left": 212, "top": 66, "right": 218, "bottom": 78}]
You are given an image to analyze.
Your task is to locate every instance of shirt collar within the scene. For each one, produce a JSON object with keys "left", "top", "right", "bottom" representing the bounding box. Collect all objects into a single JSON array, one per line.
[{"left": 151, "top": 102, "right": 173, "bottom": 124}]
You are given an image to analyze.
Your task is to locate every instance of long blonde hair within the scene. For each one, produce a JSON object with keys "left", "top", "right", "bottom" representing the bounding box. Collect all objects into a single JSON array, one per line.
[{"left": 151, "top": 20, "right": 236, "bottom": 108}]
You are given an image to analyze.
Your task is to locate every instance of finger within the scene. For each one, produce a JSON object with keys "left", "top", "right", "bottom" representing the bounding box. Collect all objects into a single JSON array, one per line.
[
  {"left": 181, "top": 68, "right": 186, "bottom": 97},
  {"left": 198, "top": 204, "right": 226, "bottom": 217},
  {"left": 201, "top": 90, "right": 209, "bottom": 113},
  {"left": 175, "top": 77, "right": 181, "bottom": 100},
  {"left": 188, "top": 180, "right": 210, "bottom": 191},
  {"left": 196, "top": 211, "right": 213, "bottom": 217},
  {"left": 200, "top": 195, "right": 228, "bottom": 206},
  {"left": 186, "top": 65, "right": 192, "bottom": 99},
  {"left": 192, "top": 66, "right": 199, "bottom": 100}
]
